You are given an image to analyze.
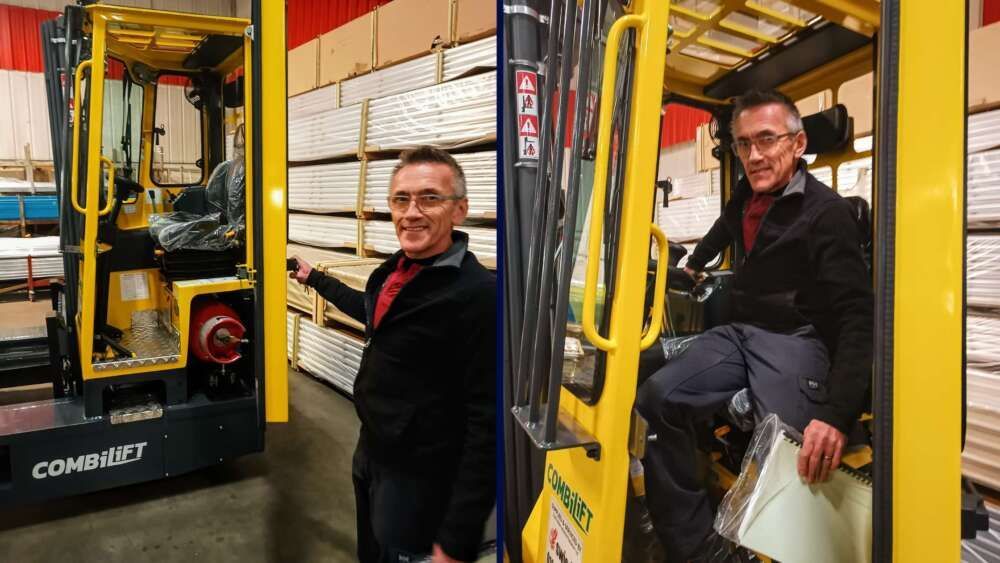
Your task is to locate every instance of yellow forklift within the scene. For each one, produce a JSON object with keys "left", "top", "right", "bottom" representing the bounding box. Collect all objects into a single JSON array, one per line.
[
  {"left": 0, "top": 1, "right": 287, "bottom": 504},
  {"left": 503, "top": 0, "right": 977, "bottom": 561}
]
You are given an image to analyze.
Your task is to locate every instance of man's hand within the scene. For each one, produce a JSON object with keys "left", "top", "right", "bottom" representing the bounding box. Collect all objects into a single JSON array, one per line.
[
  {"left": 432, "top": 543, "right": 464, "bottom": 563},
  {"left": 289, "top": 255, "right": 312, "bottom": 284},
  {"left": 683, "top": 266, "right": 707, "bottom": 284},
  {"left": 797, "top": 419, "right": 846, "bottom": 484}
]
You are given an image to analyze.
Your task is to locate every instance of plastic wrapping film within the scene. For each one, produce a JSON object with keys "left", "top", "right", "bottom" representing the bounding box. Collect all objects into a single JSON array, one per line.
[
  {"left": 442, "top": 36, "right": 497, "bottom": 81},
  {"left": 969, "top": 148, "right": 1000, "bottom": 228},
  {"left": 968, "top": 235, "right": 1000, "bottom": 309},
  {"left": 362, "top": 220, "right": 496, "bottom": 264},
  {"left": 666, "top": 169, "right": 720, "bottom": 201},
  {"left": 288, "top": 82, "right": 339, "bottom": 117},
  {"left": 288, "top": 161, "right": 362, "bottom": 213},
  {"left": 969, "top": 108, "right": 1000, "bottom": 155},
  {"left": 660, "top": 335, "right": 698, "bottom": 361},
  {"left": 286, "top": 243, "right": 357, "bottom": 265},
  {"left": 297, "top": 317, "right": 364, "bottom": 396},
  {"left": 288, "top": 103, "right": 363, "bottom": 162},
  {"left": 149, "top": 157, "right": 246, "bottom": 252},
  {"left": 835, "top": 157, "right": 873, "bottom": 203},
  {"left": 961, "top": 502, "right": 1000, "bottom": 562},
  {"left": 964, "top": 366, "right": 1000, "bottom": 491},
  {"left": 658, "top": 195, "right": 720, "bottom": 243},
  {"left": 967, "top": 315, "right": 1000, "bottom": 368},
  {"left": 340, "top": 52, "right": 438, "bottom": 108},
  {"left": 0, "top": 235, "right": 63, "bottom": 281},
  {"left": 287, "top": 310, "right": 298, "bottom": 361},
  {"left": 715, "top": 413, "right": 872, "bottom": 563},
  {"left": 363, "top": 151, "right": 497, "bottom": 218},
  {"left": 288, "top": 214, "right": 359, "bottom": 249},
  {"left": 809, "top": 165, "right": 833, "bottom": 188},
  {"left": 365, "top": 72, "right": 496, "bottom": 151}
]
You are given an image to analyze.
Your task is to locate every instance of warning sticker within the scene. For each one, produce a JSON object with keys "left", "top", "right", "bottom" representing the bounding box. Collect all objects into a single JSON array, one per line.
[
  {"left": 519, "top": 114, "right": 539, "bottom": 137},
  {"left": 519, "top": 92, "right": 538, "bottom": 116},
  {"left": 519, "top": 136, "right": 539, "bottom": 159},
  {"left": 516, "top": 70, "right": 538, "bottom": 95},
  {"left": 546, "top": 498, "right": 583, "bottom": 563},
  {"left": 120, "top": 272, "right": 149, "bottom": 302}
]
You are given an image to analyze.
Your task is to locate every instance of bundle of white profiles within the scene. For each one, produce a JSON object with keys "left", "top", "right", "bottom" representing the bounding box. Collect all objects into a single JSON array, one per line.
[
  {"left": 0, "top": 236, "right": 63, "bottom": 281},
  {"left": 715, "top": 413, "right": 872, "bottom": 563}
]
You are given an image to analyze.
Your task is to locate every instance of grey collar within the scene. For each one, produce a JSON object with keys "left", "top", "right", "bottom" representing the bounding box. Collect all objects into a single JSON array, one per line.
[
  {"left": 429, "top": 231, "right": 468, "bottom": 269},
  {"left": 782, "top": 160, "right": 807, "bottom": 197}
]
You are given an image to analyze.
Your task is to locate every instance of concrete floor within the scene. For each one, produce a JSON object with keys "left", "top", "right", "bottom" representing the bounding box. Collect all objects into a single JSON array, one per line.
[{"left": 0, "top": 368, "right": 363, "bottom": 562}]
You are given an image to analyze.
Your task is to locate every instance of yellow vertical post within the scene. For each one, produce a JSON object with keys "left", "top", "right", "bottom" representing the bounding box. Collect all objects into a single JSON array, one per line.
[
  {"left": 890, "top": 2, "right": 964, "bottom": 560},
  {"left": 260, "top": 0, "right": 289, "bottom": 422}
]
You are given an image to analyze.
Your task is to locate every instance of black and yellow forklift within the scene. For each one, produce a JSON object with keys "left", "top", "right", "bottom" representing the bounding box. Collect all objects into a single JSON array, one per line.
[
  {"left": 503, "top": 0, "right": 981, "bottom": 561},
  {"left": 0, "top": 1, "right": 287, "bottom": 505}
]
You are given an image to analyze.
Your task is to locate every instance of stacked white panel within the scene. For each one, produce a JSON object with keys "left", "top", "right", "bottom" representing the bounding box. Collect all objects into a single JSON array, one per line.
[
  {"left": 288, "top": 161, "right": 362, "bottom": 213},
  {"left": 968, "top": 315, "right": 1000, "bottom": 368},
  {"left": 364, "top": 151, "right": 496, "bottom": 218},
  {"left": 287, "top": 275, "right": 314, "bottom": 314},
  {"left": 964, "top": 366, "right": 1000, "bottom": 491},
  {"left": 288, "top": 83, "right": 339, "bottom": 117},
  {"left": 288, "top": 104, "right": 363, "bottom": 162},
  {"left": 363, "top": 221, "right": 495, "bottom": 262},
  {"left": 0, "top": 236, "right": 63, "bottom": 281},
  {"left": 442, "top": 36, "right": 497, "bottom": 81},
  {"left": 286, "top": 310, "right": 297, "bottom": 361},
  {"left": 969, "top": 149, "right": 1000, "bottom": 228},
  {"left": 658, "top": 196, "right": 719, "bottom": 244},
  {"left": 667, "top": 169, "right": 719, "bottom": 200},
  {"left": 835, "top": 157, "right": 873, "bottom": 203},
  {"left": 0, "top": 70, "right": 53, "bottom": 162},
  {"left": 969, "top": 108, "right": 1000, "bottom": 155},
  {"left": 340, "top": 54, "right": 438, "bottom": 108},
  {"left": 968, "top": 235, "right": 1000, "bottom": 309},
  {"left": 366, "top": 72, "right": 496, "bottom": 151},
  {"left": 288, "top": 214, "right": 358, "bottom": 249},
  {"left": 297, "top": 319, "right": 364, "bottom": 396},
  {"left": 286, "top": 243, "right": 356, "bottom": 265}
]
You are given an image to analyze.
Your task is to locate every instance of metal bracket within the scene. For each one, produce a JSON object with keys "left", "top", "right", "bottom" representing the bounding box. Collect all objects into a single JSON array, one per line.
[
  {"left": 244, "top": 25, "right": 254, "bottom": 41},
  {"left": 512, "top": 405, "right": 601, "bottom": 460}
]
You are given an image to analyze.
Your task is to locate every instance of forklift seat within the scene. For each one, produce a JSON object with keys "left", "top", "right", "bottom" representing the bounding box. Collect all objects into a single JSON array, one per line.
[{"left": 148, "top": 158, "right": 245, "bottom": 253}]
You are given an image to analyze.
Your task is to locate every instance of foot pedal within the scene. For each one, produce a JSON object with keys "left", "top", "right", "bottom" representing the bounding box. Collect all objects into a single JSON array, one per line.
[{"left": 109, "top": 399, "right": 164, "bottom": 425}]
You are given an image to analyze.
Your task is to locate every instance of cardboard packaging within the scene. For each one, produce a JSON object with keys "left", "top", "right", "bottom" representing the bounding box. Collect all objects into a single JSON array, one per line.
[
  {"left": 970, "top": 22, "right": 1000, "bottom": 113},
  {"left": 454, "top": 0, "right": 496, "bottom": 43},
  {"left": 287, "top": 38, "right": 319, "bottom": 97},
  {"left": 320, "top": 12, "right": 374, "bottom": 86},
  {"left": 376, "top": 0, "right": 451, "bottom": 69}
]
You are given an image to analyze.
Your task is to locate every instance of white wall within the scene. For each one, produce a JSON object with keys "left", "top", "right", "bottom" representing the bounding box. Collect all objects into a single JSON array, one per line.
[
  {"left": 657, "top": 141, "right": 697, "bottom": 181},
  {"left": 0, "top": 70, "right": 52, "bottom": 161}
]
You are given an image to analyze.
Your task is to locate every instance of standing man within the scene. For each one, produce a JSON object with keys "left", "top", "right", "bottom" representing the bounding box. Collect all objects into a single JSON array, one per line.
[
  {"left": 291, "top": 147, "right": 496, "bottom": 563},
  {"left": 636, "top": 90, "right": 873, "bottom": 560}
]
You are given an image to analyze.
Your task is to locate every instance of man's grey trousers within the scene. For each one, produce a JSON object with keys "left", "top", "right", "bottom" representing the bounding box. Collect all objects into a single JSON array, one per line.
[{"left": 635, "top": 323, "right": 830, "bottom": 561}]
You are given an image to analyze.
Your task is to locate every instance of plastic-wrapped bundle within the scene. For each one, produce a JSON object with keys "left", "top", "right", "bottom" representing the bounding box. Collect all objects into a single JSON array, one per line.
[
  {"left": 442, "top": 36, "right": 497, "bottom": 81},
  {"left": 967, "top": 315, "right": 1000, "bottom": 368},
  {"left": 340, "top": 53, "right": 438, "bottom": 108},
  {"left": 363, "top": 151, "right": 497, "bottom": 218},
  {"left": 288, "top": 214, "right": 358, "bottom": 249},
  {"left": 296, "top": 318, "right": 364, "bottom": 395},
  {"left": 286, "top": 243, "right": 356, "bottom": 265},
  {"left": 658, "top": 195, "right": 719, "bottom": 243},
  {"left": 286, "top": 274, "right": 315, "bottom": 314},
  {"left": 0, "top": 236, "right": 63, "bottom": 281},
  {"left": 968, "top": 235, "right": 1000, "bottom": 309},
  {"left": 835, "top": 157, "right": 873, "bottom": 203},
  {"left": 964, "top": 366, "right": 1000, "bottom": 491},
  {"left": 715, "top": 413, "right": 872, "bottom": 563},
  {"left": 288, "top": 83, "right": 339, "bottom": 117},
  {"left": 288, "top": 161, "right": 362, "bottom": 213},
  {"left": 287, "top": 310, "right": 298, "bottom": 361},
  {"left": 288, "top": 103, "right": 363, "bottom": 162},
  {"left": 968, "top": 149, "right": 1000, "bottom": 228},
  {"left": 969, "top": 108, "right": 1000, "bottom": 155},
  {"left": 363, "top": 220, "right": 496, "bottom": 264},
  {"left": 809, "top": 165, "right": 833, "bottom": 187},
  {"left": 667, "top": 169, "right": 719, "bottom": 201},
  {"left": 366, "top": 72, "right": 496, "bottom": 151}
]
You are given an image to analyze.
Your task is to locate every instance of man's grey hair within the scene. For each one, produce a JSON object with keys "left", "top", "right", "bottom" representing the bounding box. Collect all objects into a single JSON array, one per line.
[
  {"left": 390, "top": 146, "right": 467, "bottom": 198},
  {"left": 729, "top": 89, "right": 804, "bottom": 136}
]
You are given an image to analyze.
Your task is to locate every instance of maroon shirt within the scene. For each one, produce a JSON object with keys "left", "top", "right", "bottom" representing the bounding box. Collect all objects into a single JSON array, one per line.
[
  {"left": 743, "top": 191, "right": 777, "bottom": 253},
  {"left": 373, "top": 258, "right": 423, "bottom": 328}
]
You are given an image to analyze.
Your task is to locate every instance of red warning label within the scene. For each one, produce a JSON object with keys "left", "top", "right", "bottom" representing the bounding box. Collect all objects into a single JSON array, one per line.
[
  {"left": 518, "top": 114, "right": 539, "bottom": 137},
  {"left": 516, "top": 70, "right": 538, "bottom": 95}
]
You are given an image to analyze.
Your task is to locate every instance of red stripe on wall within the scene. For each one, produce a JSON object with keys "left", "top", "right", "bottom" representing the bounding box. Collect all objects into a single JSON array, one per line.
[
  {"left": 0, "top": 4, "right": 60, "bottom": 72},
  {"left": 286, "top": 0, "right": 390, "bottom": 50},
  {"left": 985, "top": 0, "right": 1000, "bottom": 26},
  {"left": 661, "top": 104, "right": 712, "bottom": 148}
]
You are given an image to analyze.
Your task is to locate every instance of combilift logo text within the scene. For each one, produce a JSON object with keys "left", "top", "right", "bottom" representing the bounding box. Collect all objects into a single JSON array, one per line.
[{"left": 32, "top": 442, "right": 149, "bottom": 479}]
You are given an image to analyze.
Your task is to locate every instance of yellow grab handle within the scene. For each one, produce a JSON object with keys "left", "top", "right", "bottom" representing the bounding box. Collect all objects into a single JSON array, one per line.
[
  {"left": 581, "top": 14, "right": 645, "bottom": 352},
  {"left": 98, "top": 156, "right": 115, "bottom": 216},
  {"left": 640, "top": 223, "right": 669, "bottom": 350},
  {"left": 70, "top": 59, "right": 92, "bottom": 215}
]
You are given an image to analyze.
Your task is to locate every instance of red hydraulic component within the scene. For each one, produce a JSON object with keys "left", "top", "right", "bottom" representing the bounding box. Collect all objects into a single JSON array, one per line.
[{"left": 189, "top": 300, "right": 246, "bottom": 364}]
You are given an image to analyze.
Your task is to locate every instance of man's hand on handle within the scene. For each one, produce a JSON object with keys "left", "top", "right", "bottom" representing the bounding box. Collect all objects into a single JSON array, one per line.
[
  {"left": 289, "top": 255, "right": 312, "bottom": 284},
  {"left": 797, "top": 419, "right": 846, "bottom": 484},
  {"left": 432, "top": 543, "right": 464, "bottom": 563},
  {"left": 683, "top": 266, "right": 708, "bottom": 285}
]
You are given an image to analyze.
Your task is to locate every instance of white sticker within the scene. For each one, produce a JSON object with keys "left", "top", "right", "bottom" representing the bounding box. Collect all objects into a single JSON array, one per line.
[
  {"left": 123, "top": 204, "right": 137, "bottom": 215},
  {"left": 546, "top": 498, "right": 583, "bottom": 563},
  {"left": 519, "top": 136, "right": 539, "bottom": 159},
  {"left": 120, "top": 272, "right": 150, "bottom": 302}
]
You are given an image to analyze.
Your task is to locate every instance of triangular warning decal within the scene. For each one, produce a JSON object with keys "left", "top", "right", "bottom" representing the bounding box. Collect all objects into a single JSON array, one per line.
[{"left": 519, "top": 115, "right": 538, "bottom": 136}]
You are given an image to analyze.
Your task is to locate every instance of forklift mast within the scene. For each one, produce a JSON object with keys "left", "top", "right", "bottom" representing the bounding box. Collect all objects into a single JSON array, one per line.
[{"left": 0, "top": 2, "right": 287, "bottom": 506}]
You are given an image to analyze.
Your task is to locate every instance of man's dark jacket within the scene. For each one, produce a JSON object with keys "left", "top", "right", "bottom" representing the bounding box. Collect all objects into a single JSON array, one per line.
[
  {"left": 685, "top": 163, "right": 873, "bottom": 433},
  {"left": 305, "top": 231, "right": 496, "bottom": 561}
]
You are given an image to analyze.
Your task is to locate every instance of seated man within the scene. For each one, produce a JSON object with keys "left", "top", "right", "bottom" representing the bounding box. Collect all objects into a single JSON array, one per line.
[{"left": 636, "top": 89, "right": 873, "bottom": 561}]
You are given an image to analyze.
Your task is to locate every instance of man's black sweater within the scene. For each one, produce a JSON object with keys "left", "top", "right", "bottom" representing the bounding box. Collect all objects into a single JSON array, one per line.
[
  {"left": 305, "top": 232, "right": 496, "bottom": 561},
  {"left": 685, "top": 164, "right": 873, "bottom": 433}
]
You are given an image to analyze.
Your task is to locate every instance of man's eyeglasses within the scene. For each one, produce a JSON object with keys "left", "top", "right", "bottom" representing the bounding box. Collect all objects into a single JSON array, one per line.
[
  {"left": 388, "top": 193, "right": 463, "bottom": 212},
  {"left": 730, "top": 131, "right": 799, "bottom": 157}
]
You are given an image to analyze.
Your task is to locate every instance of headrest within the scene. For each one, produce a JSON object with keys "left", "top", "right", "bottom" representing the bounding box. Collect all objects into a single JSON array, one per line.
[{"left": 803, "top": 104, "right": 853, "bottom": 155}]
